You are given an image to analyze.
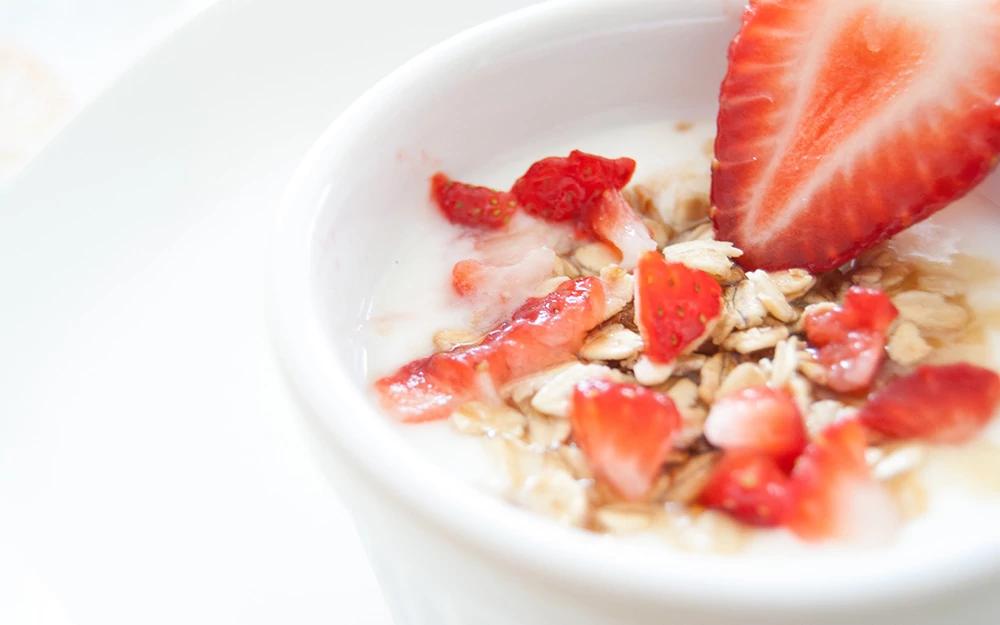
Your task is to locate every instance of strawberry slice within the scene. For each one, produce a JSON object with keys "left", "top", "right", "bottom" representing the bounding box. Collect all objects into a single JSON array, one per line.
[
  {"left": 511, "top": 150, "right": 635, "bottom": 223},
  {"left": 786, "top": 420, "right": 898, "bottom": 542},
  {"left": 431, "top": 172, "right": 517, "bottom": 229},
  {"left": 703, "top": 386, "right": 807, "bottom": 468},
  {"left": 859, "top": 363, "right": 1000, "bottom": 444},
  {"left": 805, "top": 287, "right": 898, "bottom": 393},
  {"left": 699, "top": 451, "right": 791, "bottom": 527},
  {"left": 712, "top": 0, "right": 1000, "bottom": 272},
  {"left": 634, "top": 251, "right": 723, "bottom": 363},
  {"left": 586, "top": 190, "right": 656, "bottom": 270},
  {"left": 376, "top": 277, "right": 606, "bottom": 422},
  {"left": 570, "top": 378, "right": 680, "bottom": 500},
  {"left": 450, "top": 247, "right": 558, "bottom": 323}
]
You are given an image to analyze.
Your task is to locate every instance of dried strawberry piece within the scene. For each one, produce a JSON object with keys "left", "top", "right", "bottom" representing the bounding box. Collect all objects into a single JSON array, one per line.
[
  {"left": 511, "top": 150, "right": 636, "bottom": 222},
  {"left": 786, "top": 420, "right": 898, "bottom": 541},
  {"left": 804, "top": 286, "right": 898, "bottom": 393},
  {"left": 634, "top": 251, "right": 722, "bottom": 364},
  {"left": 570, "top": 378, "right": 680, "bottom": 500},
  {"left": 430, "top": 172, "right": 517, "bottom": 229},
  {"left": 376, "top": 277, "right": 606, "bottom": 422},
  {"left": 703, "top": 386, "right": 807, "bottom": 469},
  {"left": 699, "top": 451, "right": 792, "bottom": 527},
  {"left": 859, "top": 363, "right": 1000, "bottom": 444}
]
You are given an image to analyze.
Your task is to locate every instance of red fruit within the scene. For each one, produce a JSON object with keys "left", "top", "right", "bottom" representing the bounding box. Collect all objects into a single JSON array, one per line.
[
  {"left": 376, "top": 277, "right": 606, "bottom": 422},
  {"left": 712, "top": 0, "right": 1000, "bottom": 272},
  {"left": 805, "top": 287, "right": 898, "bottom": 393},
  {"left": 703, "top": 386, "right": 807, "bottom": 468},
  {"left": 586, "top": 190, "right": 656, "bottom": 270},
  {"left": 634, "top": 251, "right": 723, "bottom": 363},
  {"left": 786, "top": 420, "right": 898, "bottom": 541},
  {"left": 570, "top": 378, "right": 680, "bottom": 500},
  {"left": 431, "top": 172, "right": 517, "bottom": 229},
  {"left": 699, "top": 451, "right": 791, "bottom": 527},
  {"left": 451, "top": 247, "right": 557, "bottom": 302},
  {"left": 859, "top": 363, "right": 1000, "bottom": 444},
  {"left": 511, "top": 150, "right": 636, "bottom": 223}
]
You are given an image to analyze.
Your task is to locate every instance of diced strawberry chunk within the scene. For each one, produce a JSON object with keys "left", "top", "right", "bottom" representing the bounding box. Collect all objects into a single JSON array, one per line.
[
  {"left": 570, "top": 378, "right": 680, "bottom": 500},
  {"left": 805, "top": 287, "right": 898, "bottom": 393},
  {"left": 712, "top": 0, "right": 1000, "bottom": 271},
  {"left": 786, "top": 420, "right": 898, "bottom": 542},
  {"left": 699, "top": 451, "right": 791, "bottom": 527},
  {"left": 634, "top": 251, "right": 722, "bottom": 364},
  {"left": 376, "top": 277, "right": 606, "bottom": 422},
  {"left": 859, "top": 363, "right": 1000, "bottom": 444},
  {"left": 431, "top": 172, "right": 517, "bottom": 229},
  {"left": 511, "top": 150, "right": 636, "bottom": 223},
  {"left": 586, "top": 190, "right": 656, "bottom": 270},
  {"left": 703, "top": 386, "right": 806, "bottom": 469}
]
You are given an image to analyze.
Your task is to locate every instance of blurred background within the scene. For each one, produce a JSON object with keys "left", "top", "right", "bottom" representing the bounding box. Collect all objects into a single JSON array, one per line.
[{"left": 0, "top": 1, "right": 540, "bottom": 624}]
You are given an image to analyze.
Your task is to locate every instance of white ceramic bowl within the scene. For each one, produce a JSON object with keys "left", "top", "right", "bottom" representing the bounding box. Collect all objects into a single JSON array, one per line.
[{"left": 273, "top": 1, "right": 1000, "bottom": 623}]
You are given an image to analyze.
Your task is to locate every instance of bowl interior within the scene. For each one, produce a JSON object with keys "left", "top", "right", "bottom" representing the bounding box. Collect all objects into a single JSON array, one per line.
[{"left": 280, "top": 0, "right": 1000, "bottom": 609}]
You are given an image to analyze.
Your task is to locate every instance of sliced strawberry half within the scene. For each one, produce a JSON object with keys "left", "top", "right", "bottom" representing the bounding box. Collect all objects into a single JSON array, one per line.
[
  {"left": 511, "top": 150, "right": 635, "bottom": 223},
  {"left": 703, "top": 386, "right": 807, "bottom": 469},
  {"left": 786, "top": 420, "right": 899, "bottom": 542},
  {"left": 712, "top": 0, "right": 1000, "bottom": 272},
  {"left": 431, "top": 172, "right": 518, "bottom": 229},
  {"left": 376, "top": 277, "right": 606, "bottom": 422},
  {"left": 634, "top": 251, "right": 723, "bottom": 363},
  {"left": 859, "top": 363, "right": 1000, "bottom": 444},
  {"left": 586, "top": 190, "right": 656, "bottom": 270},
  {"left": 699, "top": 451, "right": 791, "bottom": 527},
  {"left": 805, "top": 286, "right": 898, "bottom": 393},
  {"left": 570, "top": 378, "right": 680, "bottom": 500}
]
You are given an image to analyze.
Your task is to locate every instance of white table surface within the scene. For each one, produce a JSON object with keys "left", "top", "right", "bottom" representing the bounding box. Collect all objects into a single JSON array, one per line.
[{"left": 0, "top": 1, "right": 541, "bottom": 623}]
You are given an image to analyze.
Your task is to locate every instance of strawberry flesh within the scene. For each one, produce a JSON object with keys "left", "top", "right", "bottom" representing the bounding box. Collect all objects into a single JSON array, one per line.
[
  {"left": 570, "top": 378, "right": 680, "bottom": 500},
  {"left": 699, "top": 451, "right": 791, "bottom": 527},
  {"left": 786, "top": 420, "right": 898, "bottom": 541},
  {"left": 634, "top": 251, "right": 723, "bottom": 363},
  {"left": 586, "top": 190, "right": 656, "bottom": 270},
  {"left": 376, "top": 277, "right": 606, "bottom": 422},
  {"left": 859, "top": 363, "right": 1000, "bottom": 444},
  {"left": 805, "top": 286, "right": 898, "bottom": 393},
  {"left": 431, "top": 172, "right": 517, "bottom": 229},
  {"left": 712, "top": 0, "right": 1000, "bottom": 271},
  {"left": 703, "top": 385, "right": 807, "bottom": 469}
]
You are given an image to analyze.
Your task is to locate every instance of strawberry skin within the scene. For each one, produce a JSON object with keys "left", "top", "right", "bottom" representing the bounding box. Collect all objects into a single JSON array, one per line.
[
  {"left": 376, "top": 277, "right": 606, "bottom": 422},
  {"left": 703, "top": 385, "right": 807, "bottom": 469},
  {"left": 859, "top": 363, "right": 1000, "bottom": 444},
  {"left": 805, "top": 287, "right": 898, "bottom": 393},
  {"left": 786, "top": 420, "right": 898, "bottom": 542},
  {"left": 699, "top": 451, "right": 791, "bottom": 527},
  {"left": 511, "top": 150, "right": 635, "bottom": 223},
  {"left": 634, "top": 252, "right": 723, "bottom": 363},
  {"left": 570, "top": 378, "right": 680, "bottom": 500},
  {"left": 431, "top": 173, "right": 518, "bottom": 229},
  {"left": 712, "top": 0, "right": 1000, "bottom": 272}
]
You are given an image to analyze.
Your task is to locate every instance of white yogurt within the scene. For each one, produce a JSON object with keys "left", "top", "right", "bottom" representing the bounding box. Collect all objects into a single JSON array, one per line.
[{"left": 361, "top": 117, "right": 1000, "bottom": 556}]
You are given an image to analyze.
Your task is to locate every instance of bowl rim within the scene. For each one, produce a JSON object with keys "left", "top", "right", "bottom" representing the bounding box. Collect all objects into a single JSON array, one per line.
[{"left": 272, "top": 0, "right": 1000, "bottom": 612}]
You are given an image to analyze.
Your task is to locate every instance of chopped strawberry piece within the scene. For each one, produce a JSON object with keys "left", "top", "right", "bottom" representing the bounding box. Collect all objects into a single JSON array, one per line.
[
  {"left": 586, "top": 190, "right": 656, "bottom": 270},
  {"left": 786, "top": 420, "right": 898, "bottom": 542},
  {"left": 634, "top": 251, "right": 722, "bottom": 363},
  {"left": 859, "top": 364, "right": 1000, "bottom": 444},
  {"left": 511, "top": 150, "right": 636, "bottom": 223},
  {"left": 451, "top": 247, "right": 557, "bottom": 303},
  {"left": 431, "top": 172, "right": 517, "bottom": 229},
  {"left": 376, "top": 277, "right": 606, "bottom": 422},
  {"left": 703, "top": 386, "right": 806, "bottom": 469},
  {"left": 805, "top": 287, "right": 898, "bottom": 393},
  {"left": 699, "top": 451, "right": 791, "bottom": 527},
  {"left": 570, "top": 378, "right": 680, "bottom": 500},
  {"left": 712, "top": 0, "right": 1000, "bottom": 271}
]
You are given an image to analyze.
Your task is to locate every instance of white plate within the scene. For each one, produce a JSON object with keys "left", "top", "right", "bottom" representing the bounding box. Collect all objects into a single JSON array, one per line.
[{"left": 0, "top": 1, "right": 539, "bottom": 623}]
